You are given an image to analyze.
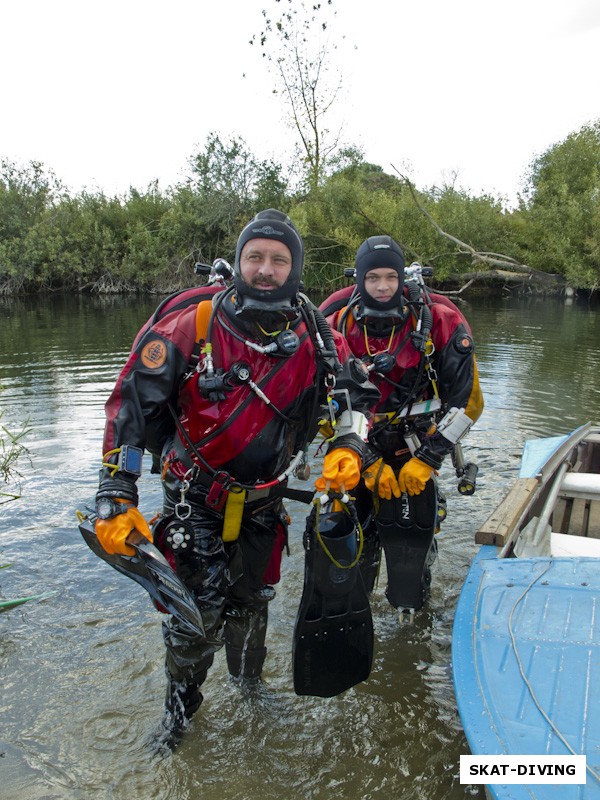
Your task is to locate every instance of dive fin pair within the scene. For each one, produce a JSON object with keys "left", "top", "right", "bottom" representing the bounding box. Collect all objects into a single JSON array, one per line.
[
  {"left": 78, "top": 517, "right": 205, "bottom": 636},
  {"left": 376, "top": 480, "right": 437, "bottom": 611},
  {"left": 293, "top": 500, "right": 374, "bottom": 698}
]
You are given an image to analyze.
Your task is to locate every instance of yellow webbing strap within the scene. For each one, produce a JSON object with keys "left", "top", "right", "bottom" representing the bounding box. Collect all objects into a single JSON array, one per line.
[{"left": 222, "top": 486, "right": 246, "bottom": 541}]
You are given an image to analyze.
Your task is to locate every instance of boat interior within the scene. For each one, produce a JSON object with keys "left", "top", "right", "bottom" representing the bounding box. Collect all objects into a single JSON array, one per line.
[{"left": 475, "top": 425, "right": 600, "bottom": 558}]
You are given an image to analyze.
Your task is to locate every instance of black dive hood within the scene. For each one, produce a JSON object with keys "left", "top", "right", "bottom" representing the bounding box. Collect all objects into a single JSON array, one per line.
[
  {"left": 233, "top": 209, "right": 304, "bottom": 320},
  {"left": 355, "top": 235, "right": 406, "bottom": 319}
]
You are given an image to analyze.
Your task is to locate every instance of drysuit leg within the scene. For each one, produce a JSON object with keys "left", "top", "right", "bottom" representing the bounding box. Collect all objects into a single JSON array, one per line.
[
  {"left": 160, "top": 477, "right": 229, "bottom": 687},
  {"left": 376, "top": 479, "right": 437, "bottom": 611},
  {"left": 223, "top": 504, "right": 282, "bottom": 679},
  {"left": 224, "top": 604, "right": 269, "bottom": 679}
]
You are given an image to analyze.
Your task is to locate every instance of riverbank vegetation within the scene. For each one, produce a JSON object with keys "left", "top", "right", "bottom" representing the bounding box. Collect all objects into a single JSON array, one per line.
[{"left": 1, "top": 119, "right": 599, "bottom": 297}]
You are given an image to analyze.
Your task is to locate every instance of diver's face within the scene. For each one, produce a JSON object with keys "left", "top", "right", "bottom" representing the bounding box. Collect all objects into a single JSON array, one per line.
[
  {"left": 363, "top": 268, "right": 399, "bottom": 302},
  {"left": 240, "top": 239, "right": 292, "bottom": 290}
]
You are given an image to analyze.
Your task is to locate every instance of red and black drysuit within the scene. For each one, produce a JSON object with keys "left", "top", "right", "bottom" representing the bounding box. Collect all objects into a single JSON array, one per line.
[
  {"left": 320, "top": 285, "right": 484, "bottom": 610},
  {"left": 99, "top": 287, "right": 379, "bottom": 686}
]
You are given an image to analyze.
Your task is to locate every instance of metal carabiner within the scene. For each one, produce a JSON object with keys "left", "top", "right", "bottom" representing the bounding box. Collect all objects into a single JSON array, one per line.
[{"left": 174, "top": 474, "right": 192, "bottom": 520}]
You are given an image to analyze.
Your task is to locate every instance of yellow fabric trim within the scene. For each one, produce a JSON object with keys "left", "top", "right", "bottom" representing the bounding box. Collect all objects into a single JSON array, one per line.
[
  {"left": 465, "top": 356, "right": 484, "bottom": 422},
  {"left": 222, "top": 486, "right": 246, "bottom": 541}
]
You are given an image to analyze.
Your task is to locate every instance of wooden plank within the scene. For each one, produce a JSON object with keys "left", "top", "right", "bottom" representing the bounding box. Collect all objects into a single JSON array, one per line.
[
  {"left": 551, "top": 498, "right": 569, "bottom": 534},
  {"left": 588, "top": 501, "right": 600, "bottom": 539},
  {"left": 568, "top": 498, "right": 588, "bottom": 536},
  {"left": 475, "top": 478, "right": 539, "bottom": 546}
]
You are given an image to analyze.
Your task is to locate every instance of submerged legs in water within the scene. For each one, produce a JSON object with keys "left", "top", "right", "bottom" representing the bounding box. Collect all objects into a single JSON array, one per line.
[{"left": 155, "top": 481, "right": 281, "bottom": 746}]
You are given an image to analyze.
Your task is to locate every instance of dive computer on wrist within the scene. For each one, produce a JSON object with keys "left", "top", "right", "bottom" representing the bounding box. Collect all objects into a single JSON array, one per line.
[{"left": 95, "top": 498, "right": 131, "bottom": 520}]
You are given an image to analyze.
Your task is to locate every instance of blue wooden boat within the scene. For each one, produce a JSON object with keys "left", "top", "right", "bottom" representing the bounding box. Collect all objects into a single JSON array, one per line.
[{"left": 452, "top": 422, "right": 600, "bottom": 798}]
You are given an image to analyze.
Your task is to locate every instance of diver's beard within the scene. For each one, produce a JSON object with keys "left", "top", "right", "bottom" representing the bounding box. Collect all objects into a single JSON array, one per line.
[{"left": 250, "top": 277, "right": 280, "bottom": 289}]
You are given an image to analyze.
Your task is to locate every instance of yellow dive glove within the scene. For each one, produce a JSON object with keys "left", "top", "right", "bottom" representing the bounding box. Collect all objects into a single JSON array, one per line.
[
  {"left": 398, "top": 457, "right": 434, "bottom": 496},
  {"left": 315, "top": 448, "right": 362, "bottom": 494},
  {"left": 362, "top": 458, "right": 401, "bottom": 500},
  {"left": 95, "top": 501, "right": 153, "bottom": 556}
]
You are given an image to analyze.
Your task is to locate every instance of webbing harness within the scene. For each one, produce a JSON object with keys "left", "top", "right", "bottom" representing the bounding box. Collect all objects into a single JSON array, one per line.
[
  {"left": 337, "top": 284, "right": 440, "bottom": 422},
  {"left": 166, "top": 292, "right": 339, "bottom": 539}
]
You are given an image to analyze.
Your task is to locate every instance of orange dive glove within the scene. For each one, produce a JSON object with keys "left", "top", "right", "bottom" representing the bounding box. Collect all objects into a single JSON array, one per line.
[
  {"left": 362, "top": 458, "right": 401, "bottom": 500},
  {"left": 398, "top": 457, "right": 433, "bottom": 496},
  {"left": 315, "top": 448, "right": 362, "bottom": 494},
  {"left": 95, "top": 503, "right": 153, "bottom": 556}
]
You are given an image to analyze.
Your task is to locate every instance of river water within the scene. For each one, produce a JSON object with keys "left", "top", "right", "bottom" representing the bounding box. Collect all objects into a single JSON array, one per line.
[{"left": 1, "top": 291, "right": 600, "bottom": 800}]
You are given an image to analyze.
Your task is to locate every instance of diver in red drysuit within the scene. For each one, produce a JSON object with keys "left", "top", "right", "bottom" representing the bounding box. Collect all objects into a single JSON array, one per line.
[
  {"left": 320, "top": 235, "right": 484, "bottom": 613},
  {"left": 92, "top": 210, "right": 379, "bottom": 742}
]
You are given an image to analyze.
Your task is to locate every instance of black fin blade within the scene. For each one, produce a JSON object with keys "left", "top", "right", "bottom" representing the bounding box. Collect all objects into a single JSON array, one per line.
[{"left": 79, "top": 518, "right": 204, "bottom": 636}]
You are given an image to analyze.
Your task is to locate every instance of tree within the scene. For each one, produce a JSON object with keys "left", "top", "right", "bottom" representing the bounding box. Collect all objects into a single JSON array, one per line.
[
  {"left": 187, "top": 132, "right": 287, "bottom": 210},
  {"left": 250, "top": 0, "right": 345, "bottom": 191},
  {"left": 177, "top": 133, "right": 289, "bottom": 268},
  {"left": 398, "top": 173, "right": 566, "bottom": 292},
  {"left": 520, "top": 121, "right": 600, "bottom": 290},
  {"left": 0, "top": 160, "right": 66, "bottom": 293}
]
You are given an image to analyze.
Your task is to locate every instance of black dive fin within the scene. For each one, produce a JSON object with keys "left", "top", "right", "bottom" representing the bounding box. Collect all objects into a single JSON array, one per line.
[
  {"left": 293, "top": 503, "right": 373, "bottom": 697},
  {"left": 79, "top": 517, "right": 205, "bottom": 636},
  {"left": 376, "top": 480, "right": 437, "bottom": 611}
]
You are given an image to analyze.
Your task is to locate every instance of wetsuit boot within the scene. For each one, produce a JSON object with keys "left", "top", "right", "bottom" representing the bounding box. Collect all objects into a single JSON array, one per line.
[
  {"left": 159, "top": 613, "right": 219, "bottom": 749},
  {"left": 158, "top": 656, "right": 211, "bottom": 751}
]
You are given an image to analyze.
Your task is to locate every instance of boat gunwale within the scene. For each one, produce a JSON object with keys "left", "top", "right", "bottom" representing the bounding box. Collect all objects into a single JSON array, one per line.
[{"left": 475, "top": 423, "right": 596, "bottom": 554}]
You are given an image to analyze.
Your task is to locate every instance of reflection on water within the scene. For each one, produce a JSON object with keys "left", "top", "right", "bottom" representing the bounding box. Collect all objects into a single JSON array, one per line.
[{"left": 1, "top": 292, "right": 599, "bottom": 800}]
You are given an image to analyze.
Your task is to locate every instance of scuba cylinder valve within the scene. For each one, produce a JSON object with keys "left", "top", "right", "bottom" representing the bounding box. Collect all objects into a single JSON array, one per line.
[{"left": 194, "top": 257, "right": 233, "bottom": 285}]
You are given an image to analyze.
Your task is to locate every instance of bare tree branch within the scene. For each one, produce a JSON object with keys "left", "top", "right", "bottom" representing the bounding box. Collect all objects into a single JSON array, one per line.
[
  {"left": 254, "top": 0, "right": 346, "bottom": 189},
  {"left": 390, "top": 165, "right": 564, "bottom": 286}
]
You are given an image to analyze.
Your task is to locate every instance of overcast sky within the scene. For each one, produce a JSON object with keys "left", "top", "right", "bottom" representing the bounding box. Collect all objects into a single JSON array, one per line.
[{"left": 2, "top": 0, "right": 600, "bottom": 204}]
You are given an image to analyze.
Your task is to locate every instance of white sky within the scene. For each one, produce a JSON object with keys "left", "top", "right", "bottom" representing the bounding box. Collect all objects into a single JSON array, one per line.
[{"left": 2, "top": 0, "right": 600, "bottom": 204}]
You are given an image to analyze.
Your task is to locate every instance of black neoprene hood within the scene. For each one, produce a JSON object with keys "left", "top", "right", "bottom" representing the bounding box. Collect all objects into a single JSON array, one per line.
[
  {"left": 234, "top": 209, "right": 304, "bottom": 314},
  {"left": 355, "top": 235, "right": 406, "bottom": 315}
]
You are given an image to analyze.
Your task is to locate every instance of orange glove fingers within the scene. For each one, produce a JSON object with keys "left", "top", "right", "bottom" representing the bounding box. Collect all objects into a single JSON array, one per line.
[
  {"left": 362, "top": 458, "right": 401, "bottom": 500},
  {"left": 315, "top": 448, "right": 362, "bottom": 493},
  {"left": 398, "top": 457, "right": 433, "bottom": 496},
  {"left": 95, "top": 507, "right": 153, "bottom": 556}
]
